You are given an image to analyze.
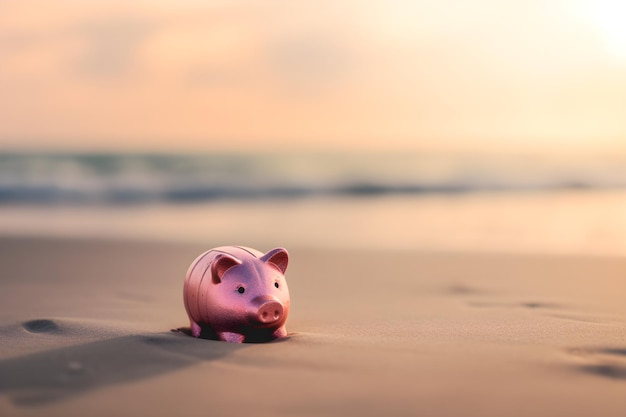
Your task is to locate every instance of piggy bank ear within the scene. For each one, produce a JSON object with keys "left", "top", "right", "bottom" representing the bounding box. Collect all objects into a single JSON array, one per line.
[
  {"left": 260, "top": 247, "right": 289, "bottom": 274},
  {"left": 211, "top": 253, "right": 242, "bottom": 284}
]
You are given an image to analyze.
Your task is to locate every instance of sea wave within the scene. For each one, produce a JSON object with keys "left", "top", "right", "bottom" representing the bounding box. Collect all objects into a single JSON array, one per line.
[{"left": 0, "top": 152, "right": 624, "bottom": 205}]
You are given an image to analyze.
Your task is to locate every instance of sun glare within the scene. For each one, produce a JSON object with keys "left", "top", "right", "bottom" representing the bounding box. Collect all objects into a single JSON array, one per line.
[{"left": 579, "top": 0, "right": 626, "bottom": 60}]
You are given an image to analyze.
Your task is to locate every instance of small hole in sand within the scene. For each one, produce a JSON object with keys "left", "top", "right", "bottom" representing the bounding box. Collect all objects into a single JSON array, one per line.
[{"left": 22, "top": 319, "right": 59, "bottom": 334}]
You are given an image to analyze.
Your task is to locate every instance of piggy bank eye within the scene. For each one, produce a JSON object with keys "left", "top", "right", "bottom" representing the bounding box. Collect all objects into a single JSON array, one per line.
[
  {"left": 237, "top": 286, "right": 245, "bottom": 294},
  {"left": 274, "top": 282, "right": 279, "bottom": 288}
]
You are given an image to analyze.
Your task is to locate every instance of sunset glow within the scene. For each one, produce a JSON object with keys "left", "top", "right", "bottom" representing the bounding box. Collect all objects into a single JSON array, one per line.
[
  {"left": 0, "top": 0, "right": 625, "bottom": 152},
  {"left": 578, "top": 0, "right": 626, "bottom": 60}
]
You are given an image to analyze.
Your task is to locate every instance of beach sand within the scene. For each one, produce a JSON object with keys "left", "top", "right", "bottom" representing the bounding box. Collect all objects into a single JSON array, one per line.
[{"left": 1, "top": 236, "right": 626, "bottom": 417}]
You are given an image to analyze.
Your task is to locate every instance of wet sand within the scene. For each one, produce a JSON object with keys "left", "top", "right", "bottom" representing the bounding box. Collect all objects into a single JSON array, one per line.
[{"left": 1, "top": 236, "right": 626, "bottom": 416}]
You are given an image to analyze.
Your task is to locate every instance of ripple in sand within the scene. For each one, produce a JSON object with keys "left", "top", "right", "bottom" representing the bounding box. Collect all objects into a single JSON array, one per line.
[
  {"left": 567, "top": 347, "right": 626, "bottom": 381},
  {"left": 467, "top": 301, "right": 562, "bottom": 310},
  {"left": 550, "top": 313, "right": 615, "bottom": 324},
  {"left": 445, "top": 284, "right": 483, "bottom": 295}
]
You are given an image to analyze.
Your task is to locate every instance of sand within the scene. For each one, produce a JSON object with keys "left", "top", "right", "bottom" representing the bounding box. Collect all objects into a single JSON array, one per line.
[{"left": 1, "top": 236, "right": 626, "bottom": 417}]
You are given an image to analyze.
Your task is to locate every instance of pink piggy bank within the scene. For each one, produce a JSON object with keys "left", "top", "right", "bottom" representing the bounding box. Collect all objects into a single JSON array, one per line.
[{"left": 183, "top": 246, "right": 290, "bottom": 343}]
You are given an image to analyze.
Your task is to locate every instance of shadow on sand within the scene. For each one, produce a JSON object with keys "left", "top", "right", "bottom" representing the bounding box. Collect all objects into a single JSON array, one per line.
[{"left": 0, "top": 329, "right": 247, "bottom": 407}]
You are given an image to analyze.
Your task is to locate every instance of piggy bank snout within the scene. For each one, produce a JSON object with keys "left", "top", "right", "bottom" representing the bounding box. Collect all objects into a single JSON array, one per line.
[{"left": 255, "top": 300, "right": 284, "bottom": 324}]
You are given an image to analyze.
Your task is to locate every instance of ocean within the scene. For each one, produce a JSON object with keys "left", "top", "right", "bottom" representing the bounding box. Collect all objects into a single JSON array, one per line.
[
  {"left": 1, "top": 152, "right": 626, "bottom": 256},
  {"left": 1, "top": 152, "right": 626, "bottom": 205}
]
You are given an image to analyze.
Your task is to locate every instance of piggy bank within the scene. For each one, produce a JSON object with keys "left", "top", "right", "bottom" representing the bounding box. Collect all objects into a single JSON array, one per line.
[{"left": 183, "top": 246, "right": 290, "bottom": 343}]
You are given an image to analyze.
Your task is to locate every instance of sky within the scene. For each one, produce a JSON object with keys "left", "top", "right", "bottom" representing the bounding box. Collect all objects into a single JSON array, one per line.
[{"left": 0, "top": 0, "right": 625, "bottom": 152}]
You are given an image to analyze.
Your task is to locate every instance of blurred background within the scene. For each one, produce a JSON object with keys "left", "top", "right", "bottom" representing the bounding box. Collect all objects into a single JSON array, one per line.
[{"left": 1, "top": 0, "right": 626, "bottom": 255}]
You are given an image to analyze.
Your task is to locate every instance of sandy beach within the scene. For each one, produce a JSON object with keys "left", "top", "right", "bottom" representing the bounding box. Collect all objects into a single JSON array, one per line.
[
  {"left": 3, "top": 0, "right": 626, "bottom": 413},
  {"left": 1, "top": 235, "right": 626, "bottom": 417}
]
